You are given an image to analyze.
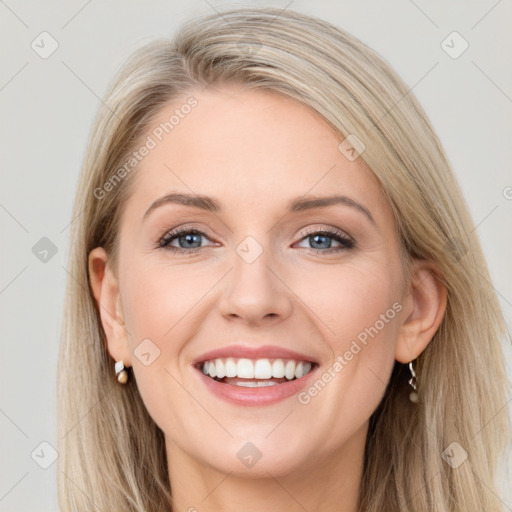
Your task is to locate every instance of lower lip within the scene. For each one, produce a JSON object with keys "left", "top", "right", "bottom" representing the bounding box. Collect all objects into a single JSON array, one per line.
[{"left": 195, "top": 366, "right": 318, "bottom": 406}]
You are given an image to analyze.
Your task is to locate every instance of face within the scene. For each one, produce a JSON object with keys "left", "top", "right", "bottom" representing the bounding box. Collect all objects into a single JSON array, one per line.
[{"left": 103, "top": 83, "right": 411, "bottom": 478}]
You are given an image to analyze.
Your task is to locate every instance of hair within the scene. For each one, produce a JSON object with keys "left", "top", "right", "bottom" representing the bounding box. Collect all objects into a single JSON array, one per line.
[{"left": 57, "top": 6, "right": 511, "bottom": 511}]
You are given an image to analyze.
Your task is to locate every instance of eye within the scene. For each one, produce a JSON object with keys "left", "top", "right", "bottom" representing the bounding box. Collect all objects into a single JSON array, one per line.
[
  {"left": 295, "top": 228, "right": 355, "bottom": 254},
  {"left": 158, "top": 227, "right": 214, "bottom": 254}
]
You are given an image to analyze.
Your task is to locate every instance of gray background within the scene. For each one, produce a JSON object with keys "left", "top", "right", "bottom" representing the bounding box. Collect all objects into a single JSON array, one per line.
[{"left": 1, "top": 1, "right": 511, "bottom": 510}]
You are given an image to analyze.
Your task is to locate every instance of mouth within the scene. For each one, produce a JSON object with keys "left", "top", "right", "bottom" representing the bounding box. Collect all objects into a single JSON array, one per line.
[{"left": 195, "top": 357, "right": 317, "bottom": 387}]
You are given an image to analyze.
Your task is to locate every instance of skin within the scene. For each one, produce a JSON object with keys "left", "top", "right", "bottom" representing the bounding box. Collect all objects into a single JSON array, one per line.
[{"left": 89, "top": 83, "right": 447, "bottom": 512}]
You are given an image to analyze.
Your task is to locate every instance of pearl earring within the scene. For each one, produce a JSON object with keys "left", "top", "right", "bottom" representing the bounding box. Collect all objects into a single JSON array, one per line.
[
  {"left": 115, "top": 360, "right": 129, "bottom": 384},
  {"left": 408, "top": 360, "right": 419, "bottom": 403}
]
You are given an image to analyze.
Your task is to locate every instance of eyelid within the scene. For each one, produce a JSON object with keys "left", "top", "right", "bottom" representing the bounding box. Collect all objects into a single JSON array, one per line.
[
  {"left": 298, "top": 225, "right": 354, "bottom": 242},
  {"left": 159, "top": 223, "right": 354, "bottom": 240}
]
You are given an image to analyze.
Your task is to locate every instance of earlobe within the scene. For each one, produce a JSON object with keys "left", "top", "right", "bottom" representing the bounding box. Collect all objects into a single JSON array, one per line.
[
  {"left": 88, "top": 247, "right": 132, "bottom": 366},
  {"left": 395, "top": 260, "right": 447, "bottom": 364}
]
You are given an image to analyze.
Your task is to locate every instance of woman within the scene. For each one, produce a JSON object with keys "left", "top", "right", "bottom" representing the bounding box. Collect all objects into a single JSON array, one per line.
[{"left": 57, "top": 7, "right": 511, "bottom": 511}]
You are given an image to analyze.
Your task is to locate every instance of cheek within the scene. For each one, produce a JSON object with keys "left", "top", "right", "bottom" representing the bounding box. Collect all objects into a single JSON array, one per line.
[
  {"left": 120, "top": 260, "right": 205, "bottom": 346},
  {"left": 302, "top": 261, "right": 402, "bottom": 347},
  {"left": 118, "top": 263, "right": 197, "bottom": 432},
  {"left": 118, "top": 259, "right": 216, "bottom": 407},
  {"left": 298, "top": 261, "right": 402, "bottom": 406}
]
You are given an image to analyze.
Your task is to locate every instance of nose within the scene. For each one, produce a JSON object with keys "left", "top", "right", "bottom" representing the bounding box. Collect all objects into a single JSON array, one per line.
[{"left": 218, "top": 246, "right": 294, "bottom": 327}]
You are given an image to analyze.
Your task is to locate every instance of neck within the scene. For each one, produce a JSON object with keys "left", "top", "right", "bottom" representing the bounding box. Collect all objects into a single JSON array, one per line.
[{"left": 166, "top": 423, "right": 367, "bottom": 512}]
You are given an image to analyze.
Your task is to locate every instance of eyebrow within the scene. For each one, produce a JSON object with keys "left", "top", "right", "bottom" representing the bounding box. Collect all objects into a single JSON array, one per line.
[{"left": 143, "top": 192, "right": 375, "bottom": 225}]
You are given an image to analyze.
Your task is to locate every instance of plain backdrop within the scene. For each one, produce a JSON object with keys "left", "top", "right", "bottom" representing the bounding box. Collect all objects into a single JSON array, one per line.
[{"left": 1, "top": 1, "right": 511, "bottom": 510}]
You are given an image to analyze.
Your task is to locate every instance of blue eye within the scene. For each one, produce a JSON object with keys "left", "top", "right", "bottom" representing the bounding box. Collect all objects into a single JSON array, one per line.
[
  {"left": 157, "top": 227, "right": 355, "bottom": 255},
  {"left": 158, "top": 228, "right": 211, "bottom": 253},
  {"left": 296, "top": 229, "right": 355, "bottom": 252}
]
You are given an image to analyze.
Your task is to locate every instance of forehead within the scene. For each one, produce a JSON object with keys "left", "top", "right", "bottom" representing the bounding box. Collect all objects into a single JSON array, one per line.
[{"left": 126, "top": 83, "right": 388, "bottom": 217}]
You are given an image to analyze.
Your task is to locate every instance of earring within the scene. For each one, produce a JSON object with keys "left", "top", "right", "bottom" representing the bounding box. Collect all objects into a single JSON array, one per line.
[
  {"left": 115, "top": 360, "right": 129, "bottom": 384},
  {"left": 408, "top": 360, "right": 418, "bottom": 403}
]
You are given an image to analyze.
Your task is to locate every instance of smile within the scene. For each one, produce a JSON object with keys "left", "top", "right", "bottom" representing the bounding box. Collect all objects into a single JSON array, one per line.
[
  {"left": 193, "top": 345, "right": 319, "bottom": 405},
  {"left": 198, "top": 357, "right": 314, "bottom": 387}
]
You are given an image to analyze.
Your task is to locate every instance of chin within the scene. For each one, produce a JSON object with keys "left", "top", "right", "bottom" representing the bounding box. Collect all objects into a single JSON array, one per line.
[{"left": 200, "top": 435, "right": 315, "bottom": 478}]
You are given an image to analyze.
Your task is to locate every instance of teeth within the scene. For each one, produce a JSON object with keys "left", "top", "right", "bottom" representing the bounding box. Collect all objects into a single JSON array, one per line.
[
  {"left": 237, "top": 358, "right": 254, "bottom": 379},
  {"left": 200, "top": 357, "right": 314, "bottom": 381},
  {"left": 285, "top": 360, "right": 296, "bottom": 380},
  {"left": 225, "top": 357, "right": 237, "bottom": 378},
  {"left": 215, "top": 359, "right": 225, "bottom": 379},
  {"left": 294, "top": 361, "right": 304, "bottom": 379},
  {"left": 254, "top": 359, "right": 272, "bottom": 379},
  {"left": 235, "top": 381, "right": 280, "bottom": 387},
  {"left": 272, "top": 359, "right": 285, "bottom": 378}
]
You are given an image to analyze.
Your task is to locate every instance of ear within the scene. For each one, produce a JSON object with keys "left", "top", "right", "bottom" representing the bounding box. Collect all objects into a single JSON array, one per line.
[
  {"left": 88, "top": 247, "right": 132, "bottom": 367},
  {"left": 395, "top": 260, "right": 447, "bottom": 364}
]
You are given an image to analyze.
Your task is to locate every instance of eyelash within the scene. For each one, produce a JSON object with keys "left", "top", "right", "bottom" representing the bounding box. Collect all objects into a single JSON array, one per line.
[{"left": 157, "top": 226, "right": 355, "bottom": 255}]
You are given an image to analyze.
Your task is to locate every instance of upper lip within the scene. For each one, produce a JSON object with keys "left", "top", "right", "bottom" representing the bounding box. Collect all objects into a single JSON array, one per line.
[{"left": 194, "top": 345, "right": 318, "bottom": 365}]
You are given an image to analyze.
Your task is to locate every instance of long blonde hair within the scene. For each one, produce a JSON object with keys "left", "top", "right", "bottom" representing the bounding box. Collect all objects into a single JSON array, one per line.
[{"left": 57, "top": 7, "right": 511, "bottom": 511}]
